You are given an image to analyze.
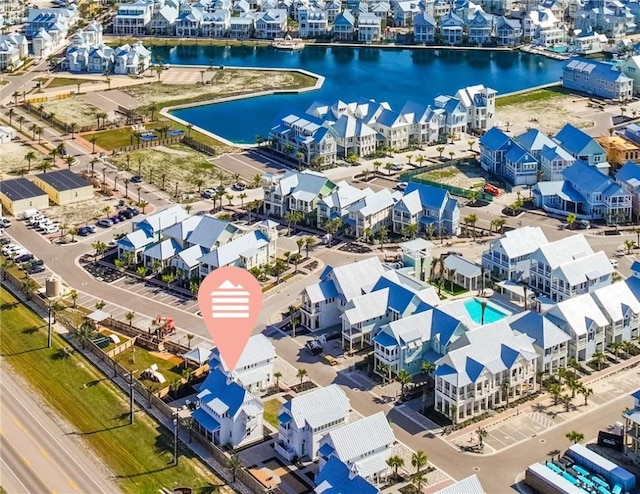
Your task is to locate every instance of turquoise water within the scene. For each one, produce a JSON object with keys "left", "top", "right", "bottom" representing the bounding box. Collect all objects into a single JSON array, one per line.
[
  {"left": 152, "top": 45, "right": 565, "bottom": 144},
  {"left": 464, "top": 298, "right": 509, "bottom": 325}
]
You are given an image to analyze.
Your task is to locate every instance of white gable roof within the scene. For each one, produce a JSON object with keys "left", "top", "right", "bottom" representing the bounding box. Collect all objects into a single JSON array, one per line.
[
  {"left": 591, "top": 282, "right": 640, "bottom": 322},
  {"left": 287, "top": 384, "right": 350, "bottom": 429},
  {"left": 325, "top": 411, "right": 395, "bottom": 462},
  {"left": 492, "top": 226, "right": 548, "bottom": 258}
]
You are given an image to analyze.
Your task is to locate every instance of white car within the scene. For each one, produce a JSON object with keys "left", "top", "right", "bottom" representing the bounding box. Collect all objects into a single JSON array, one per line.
[
  {"left": 29, "top": 215, "right": 46, "bottom": 226},
  {"left": 610, "top": 259, "right": 619, "bottom": 269},
  {"left": 10, "top": 248, "right": 30, "bottom": 260},
  {"left": 0, "top": 217, "right": 11, "bottom": 228},
  {"left": 2, "top": 244, "right": 21, "bottom": 256},
  {"left": 41, "top": 225, "right": 60, "bottom": 234}
]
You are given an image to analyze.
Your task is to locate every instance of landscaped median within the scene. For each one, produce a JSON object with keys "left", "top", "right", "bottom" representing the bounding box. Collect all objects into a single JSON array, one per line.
[{"left": 0, "top": 286, "right": 228, "bottom": 494}]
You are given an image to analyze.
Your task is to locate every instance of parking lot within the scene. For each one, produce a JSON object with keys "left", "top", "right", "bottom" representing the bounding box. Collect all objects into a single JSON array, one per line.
[{"left": 215, "top": 151, "right": 290, "bottom": 181}]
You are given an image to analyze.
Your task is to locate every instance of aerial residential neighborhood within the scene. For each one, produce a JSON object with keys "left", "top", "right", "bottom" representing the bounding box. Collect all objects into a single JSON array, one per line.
[{"left": 3, "top": 0, "right": 640, "bottom": 492}]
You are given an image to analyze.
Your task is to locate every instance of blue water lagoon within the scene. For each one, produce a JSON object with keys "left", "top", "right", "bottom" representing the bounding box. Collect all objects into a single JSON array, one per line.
[{"left": 154, "top": 45, "right": 565, "bottom": 143}]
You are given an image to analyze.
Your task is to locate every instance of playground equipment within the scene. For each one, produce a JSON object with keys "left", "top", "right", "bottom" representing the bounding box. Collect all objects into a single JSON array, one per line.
[{"left": 154, "top": 316, "right": 176, "bottom": 337}]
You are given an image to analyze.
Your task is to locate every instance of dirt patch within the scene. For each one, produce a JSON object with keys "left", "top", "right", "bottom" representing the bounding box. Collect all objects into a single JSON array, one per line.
[
  {"left": 42, "top": 97, "right": 102, "bottom": 128},
  {"left": 416, "top": 162, "right": 488, "bottom": 189},
  {"left": 45, "top": 195, "right": 124, "bottom": 228},
  {"left": 499, "top": 95, "right": 594, "bottom": 135},
  {"left": 0, "top": 142, "right": 43, "bottom": 179},
  {"left": 122, "top": 69, "right": 312, "bottom": 107}
]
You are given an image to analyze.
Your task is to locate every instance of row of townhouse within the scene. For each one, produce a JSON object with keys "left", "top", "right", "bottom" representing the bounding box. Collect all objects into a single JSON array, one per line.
[
  {"left": 116, "top": 205, "right": 279, "bottom": 278},
  {"left": 269, "top": 88, "right": 495, "bottom": 166},
  {"left": 562, "top": 58, "right": 634, "bottom": 102},
  {"left": 262, "top": 170, "right": 460, "bottom": 235},
  {"left": 300, "top": 230, "right": 638, "bottom": 423}
]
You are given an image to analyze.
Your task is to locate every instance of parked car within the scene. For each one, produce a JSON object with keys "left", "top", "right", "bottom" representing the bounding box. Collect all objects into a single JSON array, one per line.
[
  {"left": 27, "top": 264, "right": 46, "bottom": 274},
  {"left": 0, "top": 217, "right": 12, "bottom": 228},
  {"left": 29, "top": 258, "right": 44, "bottom": 267},
  {"left": 201, "top": 189, "right": 215, "bottom": 199},
  {"left": 610, "top": 259, "right": 619, "bottom": 269},
  {"left": 130, "top": 175, "right": 143, "bottom": 183},
  {"left": 29, "top": 215, "right": 46, "bottom": 226},
  {"left": 10, "top": 249, "right": 30, "bottom": 260},
  {"left": 0, "top": 237, "right": 10, "bottom": 246},
  {"left": 77, "top": 226, "right": 91, "bottom": 236},
  {"left": 2, "top": 244, "right": 22, "bottom": 256},
  {"left": 396, "top": 182, "right": 408, "bottom": 190},
  {"left": 119, "top": 210, "right": 133, "bottom": 220},
  {"left": 216, "top": 185, "right": 226, "bottom": 193},
  {"left": 97, "top": 219, "right": 113, "bottom": 228},
  {"left": 42, "top": 224, "right": 60, "bottom": 234},
  {"left": 126, "top": 207, "right": 139, "bottom": 216},
  {"left": 109, "top": 216, "right": 121, "bottom": 224},
  {"left": 15, "top": 253, "right": 34, "bottom": 263},
  {"left": 232, "top": 182, "right": 246, "bottom": 191}
]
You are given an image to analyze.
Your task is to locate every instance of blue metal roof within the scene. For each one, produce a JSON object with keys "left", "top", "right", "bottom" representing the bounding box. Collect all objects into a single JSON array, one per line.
[
  {"left": 374, "top": 331, "right": 397, "bottom": 347},
  {"left": 278, "top": 412, "right": 292, "bottom": 424},
  {"left": 465, "top": 357, "right": 484, "bottom": 382},
  {"left": 435, "top": 363, "right": 456, "bottom": 377},
  {"left": 371, "top": 277, "right": 414, "bottom": 314},
  {"left": 479, "top": 127, "right": 511, "bottom": 152},
  {"left": 505, "top": 144, "right": 536, "bottom": 164},
  {"left": 500, "top": 344, "right": 519, "bottom": 368},
  {"left": 616, "top": 161, "right": 640, "bottom": 183},
  {"left": 192, "top": 408, "right": 221, "bottom": 432},
  {"left": 554, "top": 123, "right": 604, "bottom": 156},
  {"left": 562, "top": 161, "right": 610, "bottom": 194},
  {"left": 405, "top": 181, "right": 448, "bottom": 210},
  {"left": 432, "top": 309, "right": 461, "bottom": 346},
  {"left": 631, "top": 389, "right": 640, "bottom": 400},
  {"left": 318, "top": 442, "right": 335, "bottom": 457},
  {"left": 315, "top": 456, "right": 379, "bottom": 494},
  {"left": 631, "top": 260, "right": 640, "bottom": 272},
  {"left": 198, "top": 368, "right": 247, "bottom": 417}
]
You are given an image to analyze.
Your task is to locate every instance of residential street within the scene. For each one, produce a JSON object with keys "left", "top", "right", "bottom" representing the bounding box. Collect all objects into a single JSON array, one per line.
[{"left": 0, "top": 370, "right": 119, "bottom": 494}]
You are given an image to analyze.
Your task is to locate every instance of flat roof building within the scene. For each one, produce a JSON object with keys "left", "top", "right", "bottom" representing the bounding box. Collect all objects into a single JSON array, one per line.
[
  {"left": 33, "top": 169, "right": 93, "bottom": 205},
  {"left": 0, "top": 177, "right": 49, "bottom": 216}
]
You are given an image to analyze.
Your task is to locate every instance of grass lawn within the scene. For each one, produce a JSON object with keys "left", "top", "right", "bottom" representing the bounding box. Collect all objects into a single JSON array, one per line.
[
  {"left": 441, "top": 282, "right": 468, "bottom": 296},
  {"left": 496, "top": 86, "right": 572, "bottom": 107},
  {"left": 83, "top": 127, "right": 135, "bottom": 150},
  {"left": 263, "top": 398, "right": 282, "bottom": 428},
  {"left": 0, "top": 287, "right": 227, "bottom": 494},
  {"left": 416, "top": 167, "right": 460, "bottom": 181},
  {"left": 44, "top": 77, "right": 102, "bottom": 89},
  {"left": 115, "top": 345, "right": 185, "bottom": 386}
]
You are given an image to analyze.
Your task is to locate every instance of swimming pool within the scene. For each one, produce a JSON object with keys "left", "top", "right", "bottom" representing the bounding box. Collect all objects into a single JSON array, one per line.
[{"left": 464, "top": 299, "right": 510, "bottom": 325}]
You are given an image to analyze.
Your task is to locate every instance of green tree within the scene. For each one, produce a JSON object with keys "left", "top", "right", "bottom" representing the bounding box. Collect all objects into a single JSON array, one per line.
[
  {"left": 68, "top": 289, "right": 78, "bottom": 308},
  {"left": 271, "top": 259, "right": 288, "bottom": 284},
  {"left": 284, "top": 211, "right": 303, "bottom": 236},
  {"left": 227, "top": 454, "right": 242, "bottom": 483},
  {"left": 95, "top": 300, "right": 106, "bottom": 310},
  {"left": 273, "top": 371, "right": 282, "bottom": 389},
  {"left": 304, "top": 236, "right": 316, "bottom": 258},
  {"left": 20, "top": 276, "right": 39, "bottom": 300},
  {"left": 624, "top": 240, "right": 635, "bottom": 255},
  {"left": 324, "top": 218, "right": 342, "bottom": 246},
  {"left": 591, "top": 350, "right": 606, "bottom": 371},
  {"left": 74, "top": 322, "right": 95, "bottom": 349},
  {"left": 566, "top": 430, "right": 584, "bottom": 444},
  {"left": 412, "top": 471, "right": 426, "bottom": 492},
  {"left": 436, "top": 145, "right": 445, "bottom": 158},
  {"left": 464, "top": 213, "right": 478, "bottom": 239},
  {"left": 566, "top": 212, "right": 577, "bottom": 230},
  {"left": 296, "top": 368, "right": 308, "bottom": 387},
  {"left": 549, "top": 383, "right": 562, "bottom": 405},
  {"left": 386, "top": 455, "right": 404, "bottom": 479},
  {"left": 411, "top": 450, "right": 427, "bottom": 474},
  {"left": 397, "top": 369, "right": 411, "bottom": 396},
  {"left": 296, "top": 238, "right": 305, "bottom": 255},
  {"left": 580, "top": 386, "right": 593, "bottom": 406},
  {"left": 125, "top": 311, "right": 136, "bottom": 326},
  {"left": 24, "top": 150, "right": 37, "bottom": 171}
]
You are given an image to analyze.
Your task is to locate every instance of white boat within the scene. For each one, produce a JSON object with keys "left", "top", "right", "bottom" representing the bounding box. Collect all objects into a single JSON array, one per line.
[{"left": 272, "top": 35, "right": 305, "bottom": 51}]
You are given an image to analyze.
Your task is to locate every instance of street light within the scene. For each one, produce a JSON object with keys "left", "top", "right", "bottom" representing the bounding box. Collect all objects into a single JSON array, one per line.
[
  {"left": 173, "top": 412, "right": 179, "bottom": 466},
  {"left": 47, "top": 301, "right": 52, "bottom": 348},
  {"left": 129, "top": 370, "right": 134, "bottom": 425}
]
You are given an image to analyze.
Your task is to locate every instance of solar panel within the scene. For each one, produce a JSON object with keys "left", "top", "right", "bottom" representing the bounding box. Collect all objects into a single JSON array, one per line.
[
  {"left": 0, "top": 178, "right": 47, "bottom": 201},
  {"left": 35, "top": 169, "right": 91, "bottom": 191}
]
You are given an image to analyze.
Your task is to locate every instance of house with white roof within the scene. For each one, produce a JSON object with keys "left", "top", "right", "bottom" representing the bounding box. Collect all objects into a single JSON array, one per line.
[
  {"left": 317, "top": 181, "right": 373, "bottom": 226},
  {"left": 198, "top": 228, "right": 275, "bottom": 273},
  {"left": 528, "top": 234, "right": 613, "bottom": 302},
  {"left": 301, "top": 257, "right": 386, "bottom": 331},
  {"left": 113, "top": 0, "right": 153, "bottom": 35},
  {"left": 439, "top": 12, "right": 465, "bottom": 45},
  {"left": 315, "top": 456, "right": 380, "bottom": 494},
  {"left": 346, "top": 189, "right": 399, "bottom": 239},
  {"left": 434, "top": 320, "right": 538, "bottom": 422},
  {"left": 201, "top": 9, "right": 232, "bottom": 37},
  {"left": 413, "top": 12, "right": 437, "bottom": 42},
  {"left": 434, "top": 475, "right": 485, "bottom": 494},
  {"left": 481, "top": 225, "right": 548, "bottom": 281},
  {"left": 229, "top": 14, "right": 256, "bottom": 38},
  {"left": 262, "top": 170, "right": 337, "bottom": 223},
  {"left": 32, "top": 28, "right": 56, "bottom": 58},
  {"left": 509, "top": 311, "right": 570, "bottom": 374},
  {"left": 392, "top": 182, "right": 460, "bottom": 236},
  {"left": 433, "top": 94, "right": 467, "bottom": 138},
  {"left": 298, "top": 6, "right": 329, "bottom": 37},
  {"left": 374, "top": 304, "right": 466, "bottom": 375},
  {"left": 495, "top": 16, "right": 522, "bottom": 46},
  {"left": 591, "top": 282, "right": 640, "bottom": 344},
  {"left": 276, "top": 384, "right": 351, "bottom": 461},
  {"left": 113, "top": 41, "right": 152, "bottom": 75},
  {"left": 400, "top": 100, "right": 444, "bottom": 144},
  {"left": 210, "top": 333, "right": 276, "bottom": 395},
  {"left": 133, "top": 205, "right": 191, "bottom": 242},
  {"left": 545, "top": 292, "right": 609, "bottom": 362},
  {"left": 170, "top": 244, "right": 205, "bottom": 280},
  {"left": 192, "top": 368, "right": 264, "bottom": 449},
  {"left": 317, "top": 412, "right": 395, "bottom": 483},
  {"left": 117, "top": 228, "right": 156, "bottom": 263},
  {"left": 523, "top": 6, "right": 565, "bottom": 45},
  {"left": 0, "top": 34, "right": 27, "bottom": 71},
  {"left": 455, "top": 85, "right": 497, "bottom": 133},
  {"left": 467, "top": 11, "right": 495, "bottom": 46},
  {"left": 175, "top": 4, "right": 204, "bottom": 36},
  {"left": 150, "top": 4, "right": 179, "bottom": 34},
  {"left": 357, "top": 12, "right": 382, "bottom": 41},
  {"left": 443, "top": 254, "right": 483, "bottom": 291},
  {"left": 330, "top": 113, "right": 378, "bottom": 157},
  {"left": 623, "top": 389, "right": 640, "bottom": 463},
  {"left": 255, "top": 9, "right": 287, "bottom": 38}
]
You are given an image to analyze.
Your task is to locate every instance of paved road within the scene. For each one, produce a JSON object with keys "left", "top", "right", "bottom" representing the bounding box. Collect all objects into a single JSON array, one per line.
[{"left": 0, "top": 369, "right": 119, "bottom": 494}]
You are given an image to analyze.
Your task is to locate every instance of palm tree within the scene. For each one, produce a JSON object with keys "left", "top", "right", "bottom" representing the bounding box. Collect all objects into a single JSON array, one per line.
[
  {"left": 549, "top": 383, "right": 562, "bottom": 405},
  {"left": 35, "top": 126, "right": 44, "bottom": 144},
  {"left": 68, "top": 122, "right": 77, "bottom": 139},
  {"left": 125, "top": 311, "right": 136, "bottom": 326},
  {"left": 386, "top": 455, "right": 404, "bottom": 480},
  {"left": 373, "top": 160, "right": 382, "bottom": 175},
  {"left": 436, "top": 145, "right": 445, "bottom": 158},
  {"left": 290, "top": 312, "right": 300, "bottom": 337},
  {"left": 624, "top": 239, "right": 635, "bottom": 255},
  {"left": 37, "top": 161, "right": 53, "bottom": 173},
  {"left": 227, "top": 454, "right": 242, "bottom": 483},
  {"left": 95, "top": 300, "right": 106, "bottom": 310},
  {"left": 468, "top": 139, "right": 476, "bottom": 151},
  {"left": 566, "top": 212, "right": 576, "bottom": 230},
  {"left": 501, "top": 381, "right": 510, "bottom": 406},
  {"left": 421, "top": 361, "right": 435, "bottom": 387},
  {"left": 449, "top": 151, "right": 456, "bottom": 161},
  {"left": 20, "top": 276, "right": 39, "bottom": 300},
  {"left": 402, "top": 223, "right": 418, "bottom": 240},
  {"left": 476, "top": 427, "right": 488, "bottom": 447},
  {"left": 324, "top": 218, "right": 342, "bottom": 246},
  {"left": 464, "top": 214, "right": 478, "bottom": 239},
  {"left": 406, "top": 153, "right": 413, "bottom": 165},
  {"left": 91, "top": 241, "right": 107, "bottom": 259},
  {"left": 24, "top": 151, "right": 36, "bottom": 171},
  {"left": 411, "top": 450, "right": 427, "bottom": 474},
  {"left": 397, "top": 369, "right": 411, "bottom": 396},
  {"left": 566, "top": 430, "right": 584, "bottom": 444},
  {"left": 412, "top": 471, "right": 426, "bottom": 492},
  {"left": 384, "top": 162, "right": 394, "bottom": 175},
  {"left": 296, "top": 238, "right": 305, "bottom": 255},
  {"left": 480, "top": 300, "right": 488, "bottom": 325},
  {"left": 272, "top": 258, "right": 287, "bottom": 284},
  {"left": 376, "top": 225, "right": 389, "bottom": 251},
  {"left": 68, "top": 289, "right": 78, "bottom": 308},
  {"left": 591, "top": 350, "right": 606, "bottom": 371},
  {"left": 273, "top": 371, "right": 282, "bottom": 390},
  {"left": 238, "top": 192, "right": 247, "bottom": 207},
  {"left": 284, "top": 211, "right": 303, "bottom": 236},
  {"left": 609, "top": 341, "right": 623, "bottom": 362},
  {"left": 8, "top": 108, "right": 14, "bottom": 125},
  {"left": 17, "top": 115, "right": 25, "bottom": 132},
  {"left": 74, "top": 322, "right": 95, "bottom": 349},
  {"left": 304, "top": 236, "right": 316, "bottom": 258},
  {"left": 296, "top": 368, "right": 308, "bottom": 387}
]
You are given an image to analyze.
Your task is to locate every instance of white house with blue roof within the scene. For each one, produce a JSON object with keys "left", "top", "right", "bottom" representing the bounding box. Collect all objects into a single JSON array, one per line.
[
  {"left": 192, "top": 368, "right": 264, "bottom": 449},
  {"left": 314, "top": 456, "right": 380, "bottom": 494},
  {"left": 479, "top": 126, "right": 513, "bottom": 176},
  {"left": 533, "top": 160, "right": 632, "bottom": 223},
  {"left": 433, "top": 94, "right": 467, "bottom": 138},
  {"left": 317, "top": 181, "right": 374, "bottom": 226},
  {"left": 615, "top": 160, "right": 640, "bottom": 218},
  {"left": 132, "top": 205, "right": 190, "bottom": 242},
  {"left": 481, "top": 225, "right": 548, "bottom": 281},
  {"left": 434, "top": 319, "right": 538, "bottom": 422},
  {"left": 317, "top": 412, "right": 395, "bottom": 484},
  {"left": 439, "top": 12, "right": 465, "bottom": 44},
  {"left": 276, "top": 384, "right": 351, "bottom": 461},
  {"left": 623, "top": 389, "right": 640, "bottom": 463},
  {"left": 508, "top": 310, "right": 570, "bottom": 374},
  {"left": 374, "top": 304, "right": 466, "bottom": 376},
  {"left": 563, "top": 59, "right": 633, "bottom": 102},
  {"left": 392, "top": 182, "right": 460, "bottom": 236},
  {"left": 413, "top": 12, "right": 437, "bottom": 42},
  {"left": 333, "top": 10, "right": 356, "bottom": 40},
  {"left": 346, "top": 188, "right": 400, "bottom": 239},
  {"left": 553, "top": 123, "right": 609, "bottom": 173}
]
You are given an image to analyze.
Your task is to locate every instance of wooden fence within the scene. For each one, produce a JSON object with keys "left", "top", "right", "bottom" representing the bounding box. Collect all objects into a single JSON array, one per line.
[{"left": 114, "top": 136, "right": 184, "bottom": 153}]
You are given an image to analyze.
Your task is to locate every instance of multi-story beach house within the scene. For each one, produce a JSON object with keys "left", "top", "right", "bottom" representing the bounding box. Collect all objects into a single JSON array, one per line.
[
  {"left": 317, "top": 181, "right": 373, "bottom": 226},
  {"left": 255, "top": 9, "right": 288, "bottom": 38},
  {"left": 113, "top": 0, "right": 153, "bottom": 35},
  {"left": 481, "top": 226, "right": 548, "bottom": 281},
  {"left": 562, "top": 59, "right": 633, "bottom": 102},
  {"left": 0, "top": 34, "right": 27, "bottom": 71},
  {"left": 276, "top": 384, "right": 351, "bottom": 461},
  {"left": 615, "top": 161, "right": 640, "bottom": 219},
  {"left": 333, "top": 10, "right": 356, "bottom": 40},
  {"left": 413, "top": 12, "right": 437, "bottom": 42},
  {"left": 495, "top": 16, "right": 522, "bottom": 45},
  {"left": 298, "top": 6, "right": 329, "bottom": 37},
  {"left": 391, "top": 182, "right": 460, "bottom": 236},
  {"left": 358, "top": 12, "right": 382, "bottom": 41},
  {"left": 346, "top": 189, "right": 399, "bottom": 239},
  {"left": 591, "top": 282, "right": 640, "bottom": 344},
  {"left": 455, "top": 85, "right": 496, "bottom": 133}
]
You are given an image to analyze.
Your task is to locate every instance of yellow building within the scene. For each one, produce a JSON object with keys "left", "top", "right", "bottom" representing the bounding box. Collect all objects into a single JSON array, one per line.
[
  {"left": 595, "top": 135, "right": 640, "bottom": 169},
  {"left": 33, "top": 170, "right": 94, "bottom": 205},
  {"left": 0, "top": 178, "right": 49, "bottom": 216}
]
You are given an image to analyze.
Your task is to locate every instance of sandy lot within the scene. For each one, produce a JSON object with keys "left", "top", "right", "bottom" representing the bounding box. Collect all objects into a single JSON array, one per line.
[
  {"left": 45, "top": 196, "right": 123, "bottom": 228},
  {"left": 0, "top": 142, "right": 42, "bottom": 179},
  {"left": 416, "top": 162, "right": 488, "bottom": 189},
  {"left": 123, "top": 69, "right": 312, "bottom": 106},
  {"left": 498, "top": 94, "right": 594, "bottom": 135},
  {"left": 42, "top": 97, "right": 102, "bottom": 129}
]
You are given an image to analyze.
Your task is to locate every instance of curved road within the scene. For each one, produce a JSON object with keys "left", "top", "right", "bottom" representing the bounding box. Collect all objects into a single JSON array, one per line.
[{"left": 0, "top": 369, "right": 120, "bottom": 494}]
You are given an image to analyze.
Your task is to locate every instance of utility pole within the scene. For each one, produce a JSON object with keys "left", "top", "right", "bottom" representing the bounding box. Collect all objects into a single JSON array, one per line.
[
  {"left": 173, "top": 412, "right": 179, "bottom": 465},
  {"left": 47, "top": 302, "right": 52, "bottom": 348},
  {"left": 129, "top": 370, "right": 134, "bottom": 425}
]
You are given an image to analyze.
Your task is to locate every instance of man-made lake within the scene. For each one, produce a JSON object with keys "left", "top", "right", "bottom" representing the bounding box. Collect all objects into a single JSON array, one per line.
[{"left": 155, "top": 45, "right": 565, "bottom": 144}]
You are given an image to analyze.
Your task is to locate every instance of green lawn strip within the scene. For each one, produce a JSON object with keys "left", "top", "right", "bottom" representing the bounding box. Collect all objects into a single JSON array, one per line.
[
  {"left": 496, "top": 86, "right": 572, "bottom": 107},
  {"left": 105, "top": 37, "right": 271, "bottom": 48},
  {"left": 0, "top": 287, "right": 224, "bottom": 494},
  {"left": 115, "top": 345, "right": 185, "bottom": 386},
  {"left": 263, "top": 398, "right": 282, "bottom": 428},
  {"left": 43, "top": 77, "right": 102, "bottom": 89}
]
